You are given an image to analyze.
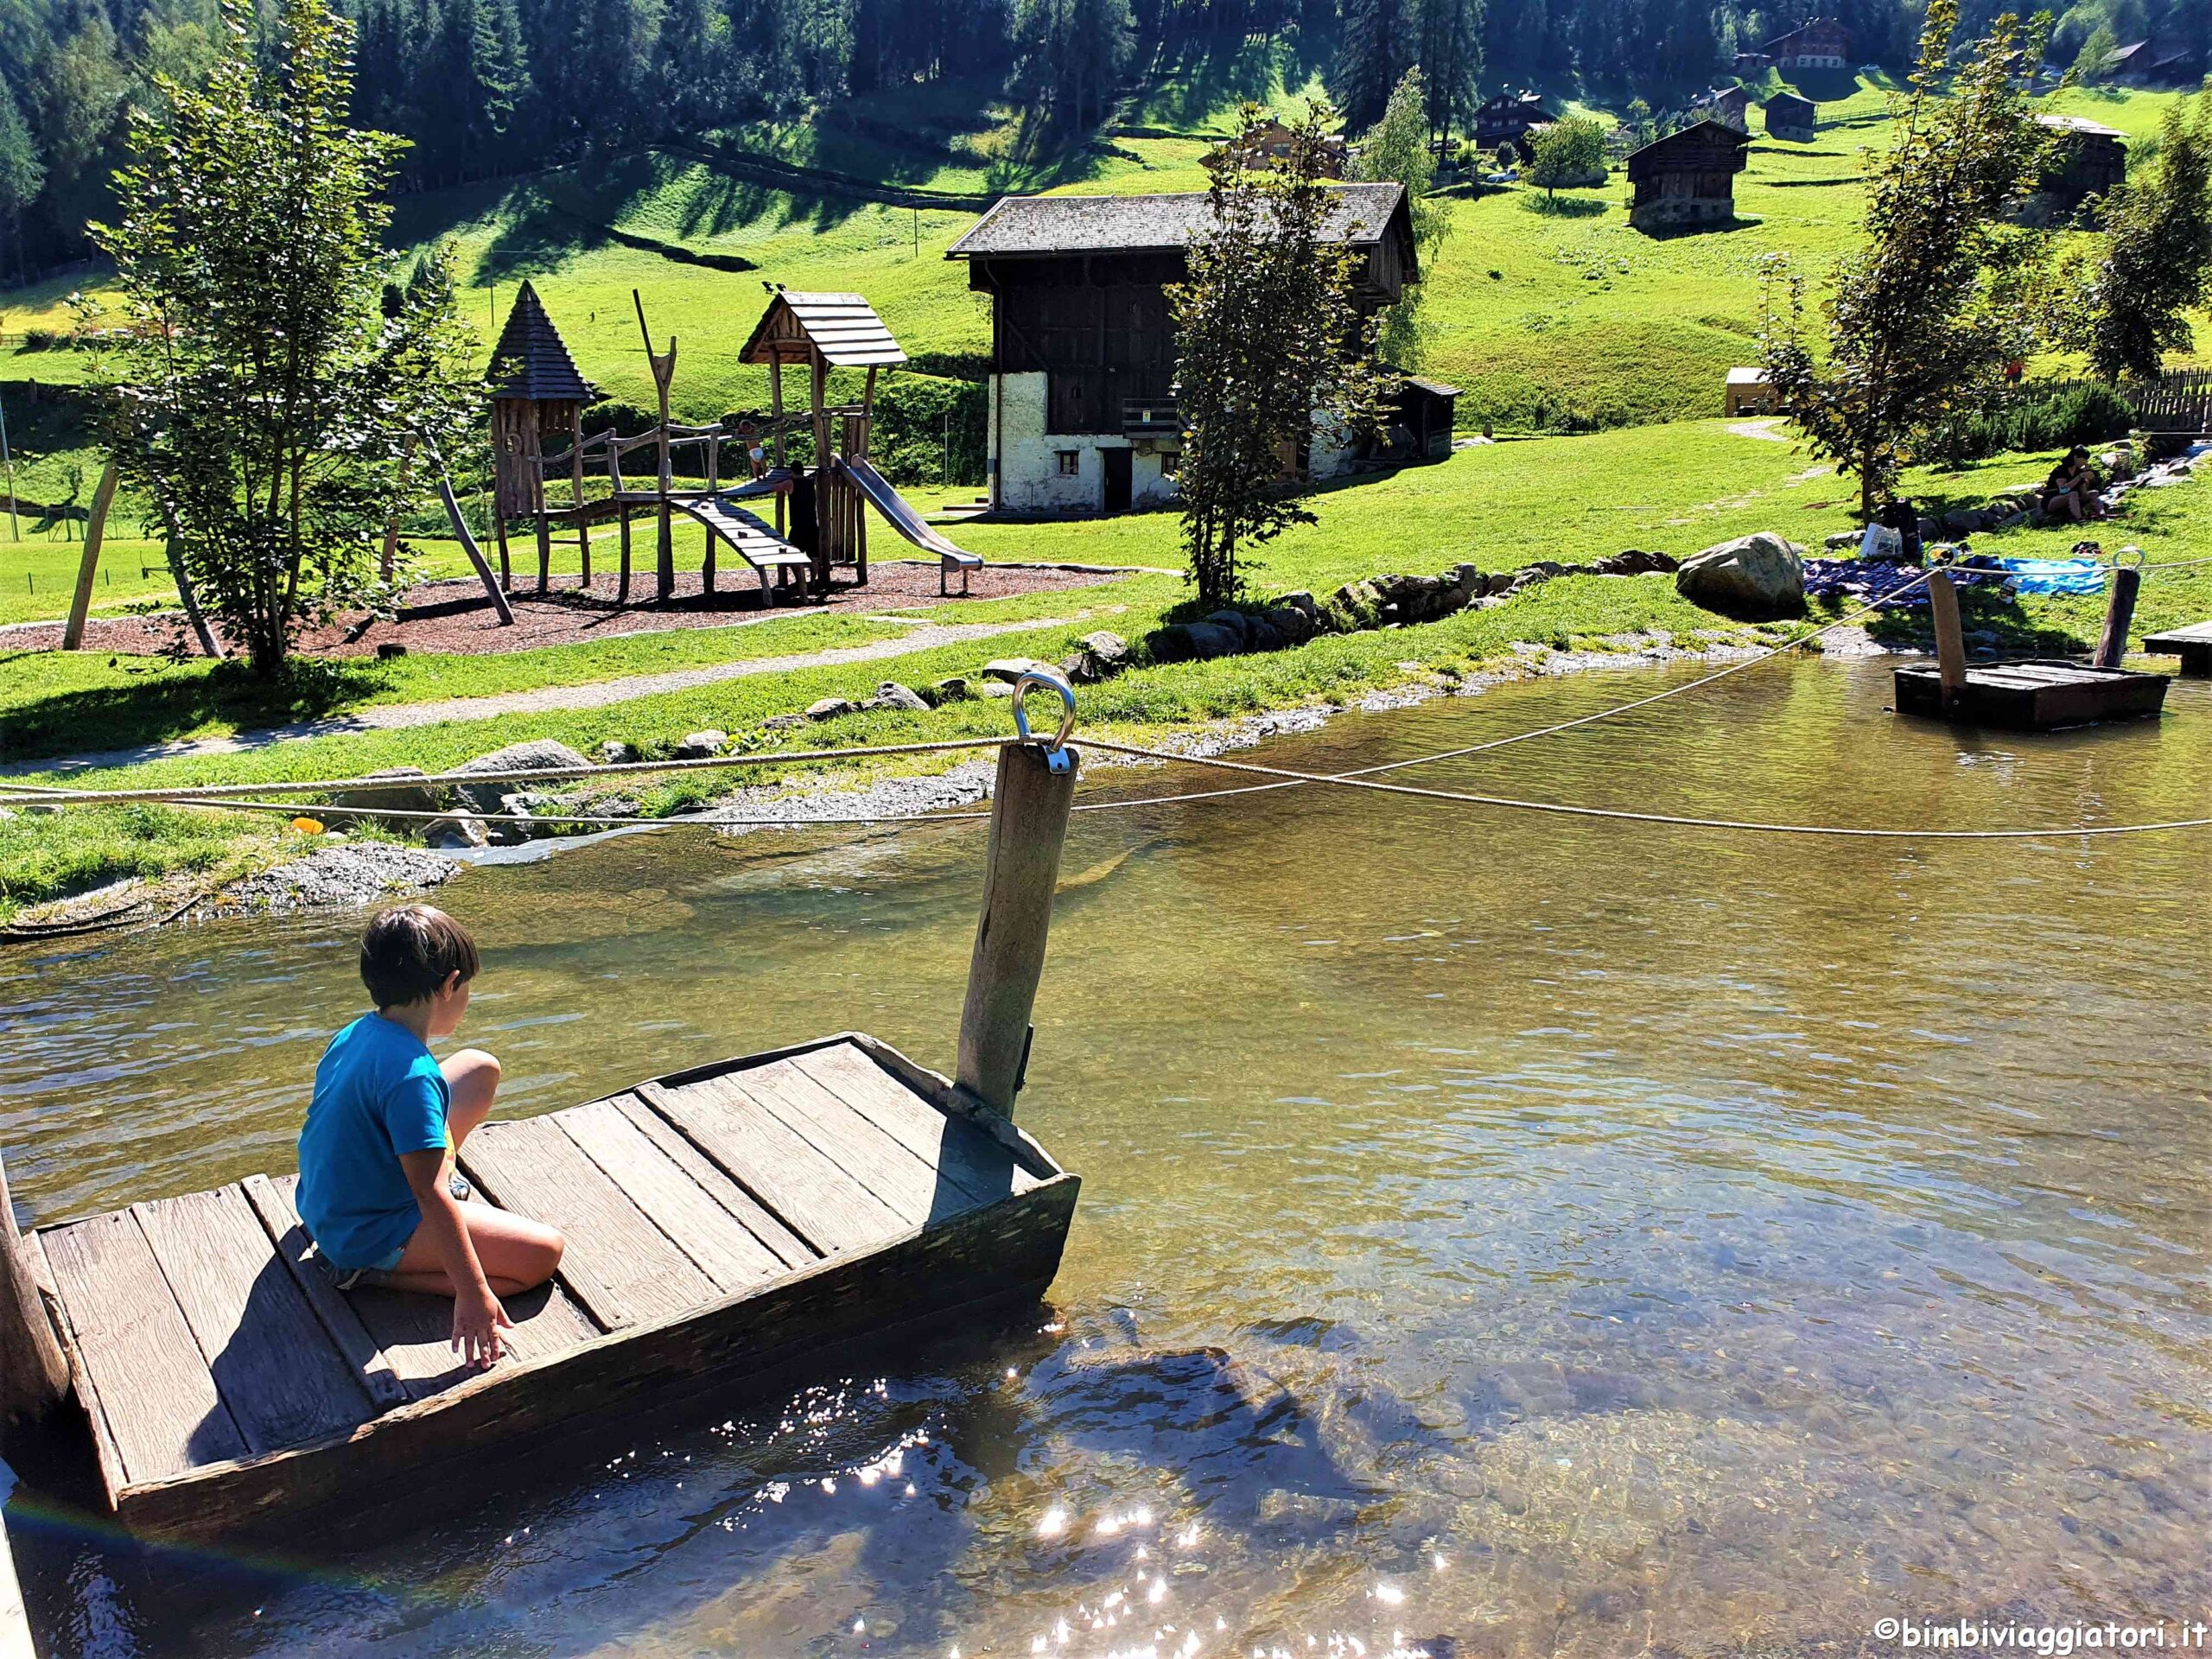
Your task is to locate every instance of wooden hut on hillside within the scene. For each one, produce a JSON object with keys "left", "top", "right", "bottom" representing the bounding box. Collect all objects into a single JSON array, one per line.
[
  {"left": 946, "top": 185, "right": 1417, "bottom": 513},
  {"left": 2019, "top": 115, "right": 2128, "bottom": 225},
  {"left": 1626, "top": 121, "right": 1753, "bottom": 232},
  {"left": 1764, "top": 92, "right": 1818, "bottom": 143},
  {"left": 1475, "top": 92, "right": 1547, "bottom": 152},
  {"left": 1725, "top": 366, "right": 1778, "bottom": 416},
  {"left": 1762, "top": 18, "right": 1852, "bottom": 68},
  {"left": 1691, "top": 86, "right": 1752, "bottom": 132},
  {"left": 1223, "top": 118, "right": 1348, "bottom": 177}
]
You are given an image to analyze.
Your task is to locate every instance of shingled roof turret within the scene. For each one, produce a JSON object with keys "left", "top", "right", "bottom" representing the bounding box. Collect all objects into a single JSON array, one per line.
[{"left": 485, "top": 279, "right": 594, "bottom": 404}]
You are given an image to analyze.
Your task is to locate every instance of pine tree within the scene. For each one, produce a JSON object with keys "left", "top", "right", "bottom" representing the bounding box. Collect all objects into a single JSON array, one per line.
[
  {"left": 1415, "top": 0, "right": 1481, "bottom": 153},
  {"left": 1333, "top": 0, "right": 1411, "bottom": 134},
  {"left": 0, "top": 76, "right": 43, "bottom": 283},
  {"left": 1356, "top": 68, "right": 1444, "bottom": 366}
]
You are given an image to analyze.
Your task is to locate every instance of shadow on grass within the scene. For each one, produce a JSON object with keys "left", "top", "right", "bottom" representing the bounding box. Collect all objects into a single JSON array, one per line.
[
  {"left": 0, "top": 656, "right": 393, "bottom": 766},
  {"left": 1634, "top": 214, "right": 1762, "bottom": 240},
  {"left": 1852, "top": 584, "right": 2091, "bottom": 655}
]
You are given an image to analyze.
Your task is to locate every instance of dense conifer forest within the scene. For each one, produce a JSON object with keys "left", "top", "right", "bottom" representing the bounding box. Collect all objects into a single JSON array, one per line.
[{"left": 0, "top": 0, "right": 2205, "bottom": 277}]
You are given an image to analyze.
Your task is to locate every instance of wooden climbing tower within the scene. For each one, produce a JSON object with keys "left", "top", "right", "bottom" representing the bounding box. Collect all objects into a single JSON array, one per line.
[
  {"left": 487, "top": 280, "right": 599, "bottom": 592},
  {"left": 739, "top": 289, "right": 906, "bottom": 588}
]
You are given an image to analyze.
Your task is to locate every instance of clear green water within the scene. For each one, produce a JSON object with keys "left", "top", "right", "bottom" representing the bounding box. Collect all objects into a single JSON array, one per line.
[{"left": 4, "top": 659, "right": 2208, "bottom": 1657}]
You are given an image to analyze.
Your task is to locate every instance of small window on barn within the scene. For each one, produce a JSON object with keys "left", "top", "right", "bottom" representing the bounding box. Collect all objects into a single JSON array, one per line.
[
  {"left": 1056, "top": 449, "right": 1080, "bottom": 477},
  {"left": 1159, "top": 451, "right": 1180, "bottom": 477}
]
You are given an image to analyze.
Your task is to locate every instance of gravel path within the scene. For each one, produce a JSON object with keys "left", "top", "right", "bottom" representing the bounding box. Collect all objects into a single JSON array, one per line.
[{"left": 4, "top": 615, "right": 1068, "bottom": 778}]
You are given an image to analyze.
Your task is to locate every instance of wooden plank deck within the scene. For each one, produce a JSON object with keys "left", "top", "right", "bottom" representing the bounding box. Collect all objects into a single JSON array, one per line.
[
  {"left": 1893, "top": 658, "right": 2171, "bottom": 730},
  {"left": 2142, "top": 620, "right": 2212, "bottom": 677},
  {"left": 29, "top": 1034, "right": 1076, "bottom": 1539}
]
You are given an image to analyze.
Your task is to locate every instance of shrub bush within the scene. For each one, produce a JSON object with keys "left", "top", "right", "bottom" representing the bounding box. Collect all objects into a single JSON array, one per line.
[{"left": 1925, "top": 382, "right": 2136, "bottom": 467}]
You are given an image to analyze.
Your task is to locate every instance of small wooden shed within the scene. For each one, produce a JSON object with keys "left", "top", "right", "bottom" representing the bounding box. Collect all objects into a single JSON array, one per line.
[
  {"left": 2021, "top": 115, "right": 2128, "bottom": 225},
  {"left": 486, "top": 280, "right": 595, "bottom": 521},
  {"left": 1725, "top": 366, "right": 1777, "bottom": 416},
  {"left": 1626, "top": 121, "right": 1753, "bottom": 232},
  {"left": 1691, "top": 86, "right": 1752, "bottom": 132},
  {"left": 1764, "top": 92, "right": 1818, "bottom": 143},
  {"left": 1390, "top": 377, "right": 1459, "bottom": 461}
]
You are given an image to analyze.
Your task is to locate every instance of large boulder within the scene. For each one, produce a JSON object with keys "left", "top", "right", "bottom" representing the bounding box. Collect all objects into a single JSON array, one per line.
[
  {"left": 1675, "top": 531, "right": 1805, "bottom": 620},
  {"left": 1262, "top": 605, "right": 1316, "bottom": 645},
  {"left": 452, "top": 741, "right": 593, "bottom": 817},
  {"left": 332, "top": 766, "right": 445, "bottom": 829},
  {"left": 1153, "top": 620, "right": 1243, "bottom": 662},
  {"left": 1060, "top": 631, "right": 1130, "bottom": 685}
]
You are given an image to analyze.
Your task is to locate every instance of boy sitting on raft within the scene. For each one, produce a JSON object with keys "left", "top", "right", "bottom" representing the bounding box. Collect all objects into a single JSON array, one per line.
[{"left": 297, "top": 905, "right": 563, "bottom": 1367}]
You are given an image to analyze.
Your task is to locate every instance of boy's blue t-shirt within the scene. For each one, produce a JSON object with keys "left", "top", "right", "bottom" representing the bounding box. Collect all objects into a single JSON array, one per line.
[{"left": 297, "top": 1014, "right": 450, "bottom": 1269}]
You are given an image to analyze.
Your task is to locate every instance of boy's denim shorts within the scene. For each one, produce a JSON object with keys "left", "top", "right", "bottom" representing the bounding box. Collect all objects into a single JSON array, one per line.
[{"left": 314, "top": 1242, "right": 406, "bottom": 1292}]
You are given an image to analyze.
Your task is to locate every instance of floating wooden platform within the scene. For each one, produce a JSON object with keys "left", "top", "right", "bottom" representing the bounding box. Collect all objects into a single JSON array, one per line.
[
  {"left": 1893, "top": 658, "right": 2171, "bottom": 731},
  {"left": 2142, "top": 620, "right": 2212, "bottom": 677},
  {"left": 22, "top": 1033, "right": 1077, "bottom": 1541}
]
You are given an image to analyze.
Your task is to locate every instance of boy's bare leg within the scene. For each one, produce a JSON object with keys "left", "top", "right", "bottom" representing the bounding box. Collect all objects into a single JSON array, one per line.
[
  {"left": 381, "top": 1204, "right": 563, "bottom": 1299},
  {"left": 441, "top": 1048, "right": 501, "bottom": 1153}
]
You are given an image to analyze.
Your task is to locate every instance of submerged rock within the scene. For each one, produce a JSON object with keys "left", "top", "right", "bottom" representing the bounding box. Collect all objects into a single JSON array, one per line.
[
  {"left": 1675, "top": 531, "right": 1805, "bottom": 620},
  {"left": 422, "top": 815, "right": 490, "bottom": 850}
]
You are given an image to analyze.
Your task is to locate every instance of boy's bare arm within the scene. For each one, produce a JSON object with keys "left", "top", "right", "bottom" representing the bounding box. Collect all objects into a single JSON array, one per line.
[{"left": 399, "top": 1148, "right": 512, "bottom": 1367}]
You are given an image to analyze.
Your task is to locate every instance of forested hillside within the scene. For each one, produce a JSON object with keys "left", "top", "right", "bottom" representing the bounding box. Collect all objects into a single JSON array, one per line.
[{"left": 3, "top": 0, "right": 2205, "bottom": 279}]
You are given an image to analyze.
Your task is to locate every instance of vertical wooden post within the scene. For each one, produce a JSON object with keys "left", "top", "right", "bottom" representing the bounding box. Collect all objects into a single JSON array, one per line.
[
  {"left": 493, "top": 517, "right": 512, "bottom": 591},
  {"left": 570, "top": 408, "right": 589, "bottom": 589},
  {"left": 2094, "top": 565, "right": 2140, "bottom": 670},
  {"left": 536, "top": 512, "right": 552, "bottom": 595},
  {"left": 1928, "top": 571, "right": 1967, "bottom": 712},
  {"left": 619, "top": 507, "right": 632, "bottom": 603},
  {"left": 634, "top": 289, "right": 678, "bottom": 601},
  {"left": 810, "top": 353, "right": 831, "bottom": 590},
  {"left": 956, "top": 728, "right": 1078, "bottom": 1119},
  {"left": 0, "top": 1155, "right": 68, "bottom": 1424},
  {"left": 770, "top": 359, "right": 787, "bottom": 538},
  {"left": 61, "top": 459, "right": 119, "bottom": 651}
]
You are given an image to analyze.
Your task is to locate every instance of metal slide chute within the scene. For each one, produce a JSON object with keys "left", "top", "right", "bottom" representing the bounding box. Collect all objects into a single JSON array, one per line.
[{"left": 833, "top": 454, "right": 984, "bottom": 594}]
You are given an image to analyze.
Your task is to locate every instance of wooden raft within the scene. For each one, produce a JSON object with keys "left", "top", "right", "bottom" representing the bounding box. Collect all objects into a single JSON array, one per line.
[
  {"left": 2142, "top": 620, "right": 2212, "bottom": 677},
  {"left": 1892, "top": 658, "right": 2170, "bottom": 730},
  {"left": 24, "top": 1033, "right": 1077, "bottom": 1540}
]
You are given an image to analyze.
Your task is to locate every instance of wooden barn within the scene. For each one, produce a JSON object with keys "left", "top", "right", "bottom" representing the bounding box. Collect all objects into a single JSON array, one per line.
[
  {"left": 1725, "top": 366, "right": 1778, "bottom": 416},
  {"left": 1763, "top": 18, "right": 1852, "bottom": 68},
  {"left": 1691, "top": 86, "right": 1752, "bottom": 132},
  {"left": 1224, "top": 118, "right": 1348, "bottom": 177},
  {"left": 946, "top": 185, "right": 1417, "bottom": 514},
  {"left": 1764, "top": 92, "right": 1818, "bottom": 143},
  {"left": 1626, "top": 121, "right": 1753, "bottom": 232},
  {"left": 2021, "top": 115, "right": 2128, "bottom": 225}
]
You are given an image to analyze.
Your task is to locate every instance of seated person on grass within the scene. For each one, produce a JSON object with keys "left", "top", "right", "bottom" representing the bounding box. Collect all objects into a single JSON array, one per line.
[
  {"left": 2042, "top": 447, "right": 2102, "bottom": 524},
  {"left": 297, "top": 905, "right": 563, "bottom": 1367}
]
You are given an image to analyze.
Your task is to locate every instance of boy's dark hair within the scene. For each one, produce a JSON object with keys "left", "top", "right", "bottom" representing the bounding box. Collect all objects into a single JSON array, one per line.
[{"left": 359, "top": 905, "right": 480, "bottom": 1007}]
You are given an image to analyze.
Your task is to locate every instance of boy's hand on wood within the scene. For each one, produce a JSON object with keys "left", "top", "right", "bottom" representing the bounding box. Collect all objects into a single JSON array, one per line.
[{"left": 453, "top": 1286, "right": 513, "bottom": 1368}]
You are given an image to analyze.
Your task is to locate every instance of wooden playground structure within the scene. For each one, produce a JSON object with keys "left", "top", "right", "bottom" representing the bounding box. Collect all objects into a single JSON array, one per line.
[{"left": 486, "top": 281, "right": 983, "bottom": 607}]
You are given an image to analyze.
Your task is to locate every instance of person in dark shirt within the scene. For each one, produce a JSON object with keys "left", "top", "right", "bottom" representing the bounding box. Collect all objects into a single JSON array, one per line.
[{"left": 2042, "top": 447, "right": 2101, "bottom": 523}]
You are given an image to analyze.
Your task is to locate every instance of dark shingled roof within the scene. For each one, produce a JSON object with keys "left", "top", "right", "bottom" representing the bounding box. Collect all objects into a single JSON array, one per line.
[
  {"left": 485, "top": 280, "right": 594, "bottom": 404},
  {"left": 1626, "top": 119, "right": 1755, "bottom": 181},
  {"left": 946, "top": 183, "right": 1406, "bottom": 259}
]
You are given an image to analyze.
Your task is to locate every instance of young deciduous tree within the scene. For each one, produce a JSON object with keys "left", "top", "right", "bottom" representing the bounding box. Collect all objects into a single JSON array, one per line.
[
  {"left": 1357, "top": 67, "right": 1447, "bottom": 367},
  {"left": 91, "top": 0, "right": 479, "bottom": 675},
  {"left": 1524, "top": 115, "right": 1606, "bottom": 198},
  {"left": 2061, "top": 91, "right": 2212, "bottom": 384},
  {"left": 1758, "top": 0, "right": 2055, "bottom": 520},
  {"left": 1169, "top": 103, "right": 1391, "bottom": 610}
]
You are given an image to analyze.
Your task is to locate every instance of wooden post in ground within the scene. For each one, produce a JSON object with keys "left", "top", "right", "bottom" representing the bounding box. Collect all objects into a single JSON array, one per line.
[
  {"left": 1928, "top": 571, "right": 1967, "bottom": 713},
  {"left": 570, "top": 408, "right": 590, "bottom": 590},
  {"left": 163, "top": 535, "right": 223, "bottom": 659},
  {"left": 0, "top": 1154, "right": 68, "bottom": 1425},
  {"left": 619, "top": 506, "right": 632, "bottom": 603},
  {"left": 956, "top": 686, "right": 1078, "bottom": 1119},
  {"left": 493, "top": 517, "right": 512, "bottom": 590},
  {"left": 770, "top": 360, "right": 787, "bottom": 538},
  {"left": 61, "top": 459, "right": 119, "bottom": 651},
  {"left": 634, "top": 289, "right": 678, "bottom": 601},
  {"left": 431, "top": 461, "right": 516, "bottom": 626},
  {"left": 2094, "top": 564, "right": 2141, "bottom": 669},
  {"left": 535, "top": 511, "right": 552, "bottom": 594}
]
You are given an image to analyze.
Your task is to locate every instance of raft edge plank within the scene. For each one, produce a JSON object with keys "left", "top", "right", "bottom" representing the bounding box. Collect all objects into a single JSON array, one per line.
[
  {"left": 107, "top": 1172, "right": 1081, "bottom": 1540},
  {"left": 28, "top": 1229, "right": 131, "bottom": 1510}
]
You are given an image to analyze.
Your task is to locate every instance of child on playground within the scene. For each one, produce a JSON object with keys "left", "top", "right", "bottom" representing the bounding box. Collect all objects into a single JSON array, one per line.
[{"left": 296, "top": 905, "right": 563, "bottom": 1367}]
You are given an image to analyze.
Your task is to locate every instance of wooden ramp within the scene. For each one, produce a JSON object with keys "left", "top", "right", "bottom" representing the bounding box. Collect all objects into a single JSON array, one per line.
[
  {"left": 1893, "top": 658, "right": 2170, "bottom": 731},
  {"left": 677, "top": 496, "right": 815, "bottom": 598},
  {"left": 2143, "top": 620, "right": 2212, "bottom": 677},
  {"left": 27, "top": 1034, "right": 1076, "bottom": 1540}
]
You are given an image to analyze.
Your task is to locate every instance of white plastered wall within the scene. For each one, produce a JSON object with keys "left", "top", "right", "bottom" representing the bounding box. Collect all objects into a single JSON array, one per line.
[{"left": 989, "top": 372, "right": 1182, "bottom": 513}]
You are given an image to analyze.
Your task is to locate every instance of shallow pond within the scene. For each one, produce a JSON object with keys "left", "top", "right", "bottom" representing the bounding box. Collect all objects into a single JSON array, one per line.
[{"left": 3, "top": 658, "right": 2208, "bottom": 1657}]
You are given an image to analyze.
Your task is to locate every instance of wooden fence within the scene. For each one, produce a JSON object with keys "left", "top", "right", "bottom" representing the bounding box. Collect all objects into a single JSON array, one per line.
[{"left": 2010, "top": 368, "right": 2212, "bottom": 434}]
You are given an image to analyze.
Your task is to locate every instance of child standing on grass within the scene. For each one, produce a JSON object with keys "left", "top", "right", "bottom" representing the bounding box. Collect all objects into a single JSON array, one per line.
[{"left": 297, "top": 905, "right": 563, "bottom": 1368}]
